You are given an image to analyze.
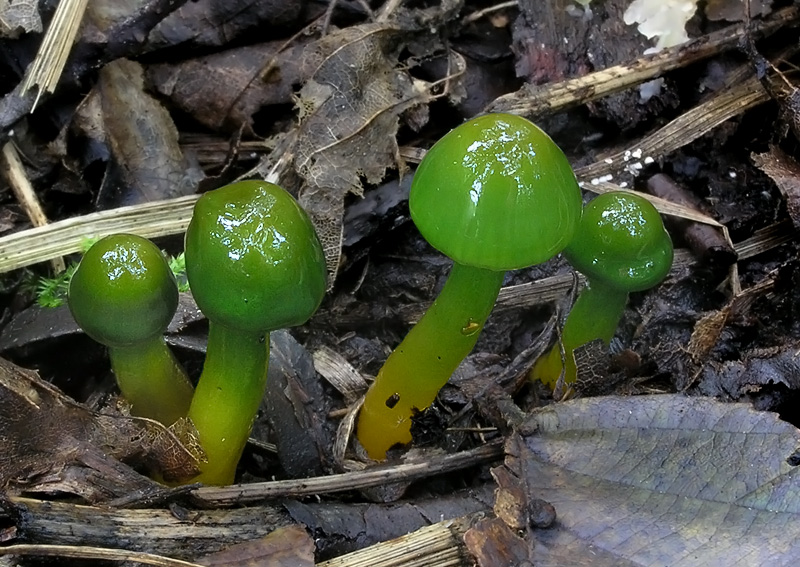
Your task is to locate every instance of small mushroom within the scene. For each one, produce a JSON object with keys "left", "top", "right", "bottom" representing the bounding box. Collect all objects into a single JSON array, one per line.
[
  {"left": 532, "top": 191, "right": 673, "bottom": 389},
  {"left": 356, "top": 113, "right": 583, "bottom": 459},
  {"left": 69, "top": 234, "right": 193, "bottom": 426},
  {"left": 185, "top": 180, "right": 327, "bottom": 485}
]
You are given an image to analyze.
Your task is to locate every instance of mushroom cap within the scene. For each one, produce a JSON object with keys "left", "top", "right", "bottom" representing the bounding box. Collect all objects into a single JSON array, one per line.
[
  {"left": 409, "top": 113, "right": 582, "bottom": 270},
  {"left": 565, "top": 191, "right": 673, "bottom": 292},
  {"left": 69, "top": 234, "right": 178, "bottom": 347},
  {"left": 185, "top": 181, "right": 327, "bottom": 333}
]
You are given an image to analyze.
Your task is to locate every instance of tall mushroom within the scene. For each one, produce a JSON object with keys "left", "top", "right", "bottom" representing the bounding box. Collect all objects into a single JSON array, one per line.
[
  {"left": 69, "top": 234, "right": 193, "bottom": 426},
  {"left": 356, "top": 113, "right": 583, "bottom": 459},
  {"left": 185, "top": 180, "right": 327, "bottom": 485}
]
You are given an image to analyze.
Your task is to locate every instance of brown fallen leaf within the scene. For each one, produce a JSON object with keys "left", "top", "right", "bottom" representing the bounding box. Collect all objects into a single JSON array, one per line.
[
  {"left": 196, "top": 524, "right": 314, "bottom": 567},
  {"left": 514, "top": 395, "right": 800, "bottom": 566},
  {"left": 71, "top": 58, "right": 203, "bottom": 208},
  {"left": 253, "top": 7, "right": 471, "bottom": 277},
  {"left": 0, "top": 356, "right": 199, "bottom": 501}
]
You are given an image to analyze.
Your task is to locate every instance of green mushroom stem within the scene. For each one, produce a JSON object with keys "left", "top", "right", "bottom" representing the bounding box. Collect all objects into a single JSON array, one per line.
[
  {"left": 184, "top": 180, "right": 327, "bottom": 485},
  {"left": 187, "top": 324, "right": 269, "bottom": 484},
  {"left": 356, "top": 113, "right": 582, "bottom": 460},
  {"left": 531, "top": 279, "right": 630, "bottom": 388},
  {"left": 532, "top": 191, "right": 673, "bottom": 389},
  {"left": 68, "top": 233, "right": 192, "bottom": 426},
  {"left": 358, "top": 263, "right": 504, "bottom": 454},
  {"left": 109, "top": 338, "right": 194, "bottom": 425}
]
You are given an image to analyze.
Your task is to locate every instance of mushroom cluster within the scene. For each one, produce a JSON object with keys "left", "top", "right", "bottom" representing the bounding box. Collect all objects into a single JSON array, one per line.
[
  {"left": 356, "top": 113, "right": 583, "bottom": 460},
  {"left": 66, "top": 116, "right": 673, "bottom": 479},
  {"left": 68, "top": 181, "right": 327, "bottom": 486}
]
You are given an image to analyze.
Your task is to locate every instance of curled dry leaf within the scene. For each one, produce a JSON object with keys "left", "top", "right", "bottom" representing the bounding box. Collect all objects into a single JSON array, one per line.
[
  {"left": 0, "top": 356, "right": 199, "bottom": 501},
  {"left": 0, "top": 0, "right": 41, "bottom": 37},
  {"left": 262, "top": 22, "right": 436, "bottom": 276},
  {"left": 752, "top": 146, "right": 800, "bottom": 229},
  {"left": 463, "top": 516, "right": 532, "bottom": 567}
]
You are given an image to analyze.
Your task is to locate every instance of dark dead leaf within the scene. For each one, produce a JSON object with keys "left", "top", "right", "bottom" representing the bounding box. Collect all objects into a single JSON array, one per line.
[
  {"left": 260, "top": 330, "right": 335, "bottom": 479},
  {"left": 147, "top": 0, "right": 306, "bottom": 52},
  {"left": 84, "top": 58, "right": 203, "bottom": 208},
  {"left": 196, "top": 524, "right": 314, "bottom": 567},
  {"left": 706, "top": 0, "right": 773, "bottom": 21},
  {"left": 147, "top": 41, "right": 306, "bottom": 133},
  {"left": 752, "top": 146, "right": 800, "bottom": 229},
  {"left": 262, "top": 22, "right": 435, "bottom": 276},
  {"left": 0, "top": 357, "right": 198, "bottom": 500},
  {"left": 515, "top": 395, "right": 800, "bottom": 566},
  {"left": 700, "top": 344, "right": 800, "bottom": 398}
]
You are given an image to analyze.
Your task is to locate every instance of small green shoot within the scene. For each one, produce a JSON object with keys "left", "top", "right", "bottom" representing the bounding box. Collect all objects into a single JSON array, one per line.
[
  {"left": 168, "top": 252, "right": 189, "bottom": 292},
  {"left": 35, "top": 263, "right": 78, "bottom": 307}
]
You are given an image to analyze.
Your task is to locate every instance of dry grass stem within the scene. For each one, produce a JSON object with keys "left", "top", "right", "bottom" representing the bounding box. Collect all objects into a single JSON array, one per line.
[
  {"left": 192, "top": 441, "right": 503, "bottom": 506},
  {"left": 20, "top": 0, "right": 90, "bottom": 108},
  {"left": 317, "top": 516, "right": 474, "bottom": 567},
  {"left": 0, "top": 195, "right": 199, "bottom": 273},
  {"left": 0, "top": 544, "right": 203, "bottom": 567},
  {"left": 486, "top": 6, "right": 798, "bottom": 117},
  {"left": 0, "top": 142, "right": 65, "bottom": 272}
]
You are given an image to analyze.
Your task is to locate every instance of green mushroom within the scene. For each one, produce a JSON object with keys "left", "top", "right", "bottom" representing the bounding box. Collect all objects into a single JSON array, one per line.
[
  {"left": 532, "top": 191, "right": 674, "bottom": 389},
  {"left": 185, "top": 180, "right": 327, "bottom": 485},
  {"left": 69, "top": 234, "right": 193, "bottom": 426},
  {"left": 356, "top": 113, "right": 583, "bottom": 460}
]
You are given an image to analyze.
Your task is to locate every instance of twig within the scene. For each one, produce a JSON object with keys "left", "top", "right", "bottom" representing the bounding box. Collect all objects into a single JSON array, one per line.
[
  {"left": 485, "top": 5, "right": 799, "bottom": 117},
  {"left": 20, "top": 0, "right": 90, "bottom": 109},
  {"left": 0, "top": 142, "right": 65, "bottom": 272},
  {"left": 317, "top": 515, "right": 476, "bottom": 567},
  {"left": 0, "top": 544, "right": 203, "bottom": 567},
  {"left": 0, "top": 195, "right": 199, "bottom": 273},
  {"left": 461, "top": 1, "right": 518, "bottom": 25},
  {"left": 574, "top": 77, "right": 768, "bottom": 185},
  {"left": 192, "top": 441, "right": 503, "bottom": 505}
]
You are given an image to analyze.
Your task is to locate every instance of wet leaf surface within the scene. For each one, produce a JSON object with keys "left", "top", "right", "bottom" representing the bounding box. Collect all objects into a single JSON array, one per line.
[
  {"left": 510, "top": 395, "right": 800, "bottom": 566},
  {"left": 92, "top": 59, "right": 204, "bottom": 208}
]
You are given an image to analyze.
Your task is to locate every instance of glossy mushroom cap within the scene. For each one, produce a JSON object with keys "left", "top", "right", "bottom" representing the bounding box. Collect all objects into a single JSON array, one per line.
[
  {"left": 409, "top": 113, "right": 582, "bottom": 270},
  {"left": 564, "top": 191, "right": 673, "bottom": 292},
  {"left": 69, "top": 234, "right": 178, "bottom": 347},
  {"left": 185, "top": 180, "right": 327, "bottom": 333}
]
